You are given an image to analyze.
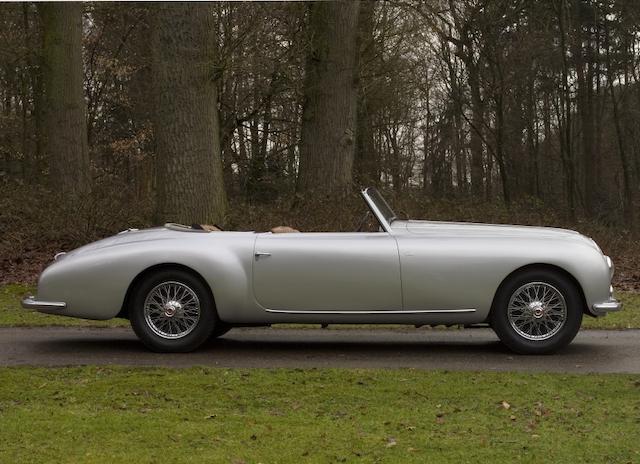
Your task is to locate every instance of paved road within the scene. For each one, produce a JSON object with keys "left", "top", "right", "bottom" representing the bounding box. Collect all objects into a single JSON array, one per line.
[{"left": 2, "top": 327, "right": 640, "bottom": 373}]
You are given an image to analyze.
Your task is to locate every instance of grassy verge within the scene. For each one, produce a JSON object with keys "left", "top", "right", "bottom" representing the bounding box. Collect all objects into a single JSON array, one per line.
[
  {"left": 0, "top": 284, "right": 128, "bottom": 328},
  {"left": 1, "top": 284, "right": 639, "bottom": 329},
  {"left": 582, "top": 292, "right": 640, "bottom": 329},
  {"left": 0, "top": 367, "right": 638, "bottom": 463}
]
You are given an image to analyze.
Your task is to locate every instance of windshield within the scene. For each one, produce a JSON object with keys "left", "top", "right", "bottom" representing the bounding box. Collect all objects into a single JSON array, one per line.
[{"left": 363, "top": 187, "right": 397, "bottom": 226}]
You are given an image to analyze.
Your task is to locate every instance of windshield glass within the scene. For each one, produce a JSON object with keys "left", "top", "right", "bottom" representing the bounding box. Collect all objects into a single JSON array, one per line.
[{"left": 364, "top": 187, "right": 397, "bottom": 225}]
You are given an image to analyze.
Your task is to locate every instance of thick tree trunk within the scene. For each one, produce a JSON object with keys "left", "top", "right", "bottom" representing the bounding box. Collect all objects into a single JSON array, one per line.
[
  {"left": 296, "top": 0, "right": 360, "bottom": 196},
  {"left": 354, "top": 0, "right": 378, "bottom": 187},
  {"left": 152, "top": 3, "right": 227, "bottom": 225},
  {"left": 39, "top": 2, "right": 90, "bottom": 196}
]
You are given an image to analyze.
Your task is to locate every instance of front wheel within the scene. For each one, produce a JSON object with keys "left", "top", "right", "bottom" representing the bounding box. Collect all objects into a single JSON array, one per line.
[
  {"left": 130, "top": 269, "right": 218, "bottom": 352},
  {"left": 490, "top": 269, "right": 583, "bottom": 354}
]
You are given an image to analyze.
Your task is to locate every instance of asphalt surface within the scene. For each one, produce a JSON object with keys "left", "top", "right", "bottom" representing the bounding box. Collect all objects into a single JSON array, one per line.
[{"left": 1, "top": 327, "right": 639, "bottom": 373}]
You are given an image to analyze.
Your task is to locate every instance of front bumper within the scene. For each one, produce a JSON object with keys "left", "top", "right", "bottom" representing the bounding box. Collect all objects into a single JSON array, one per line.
[
  {"left": 592, "top": 298, "right": 623, "bottom": 316},
  {"left": 21, "top": 296, "right": 66, "bottom": 311}
]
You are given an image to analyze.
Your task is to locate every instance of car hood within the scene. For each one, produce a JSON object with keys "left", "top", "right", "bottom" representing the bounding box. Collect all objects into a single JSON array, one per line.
[{"left": 394, "top": 219, "right": 600, "bottom": 249}]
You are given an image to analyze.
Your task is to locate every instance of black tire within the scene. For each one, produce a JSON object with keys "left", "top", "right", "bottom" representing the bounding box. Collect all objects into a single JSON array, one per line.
[
  {"left": 490, "top": 268, "right": 583, "bottom": 354},
  {"left": 130, "top": 269, "right": 218, "bottom": 352}
]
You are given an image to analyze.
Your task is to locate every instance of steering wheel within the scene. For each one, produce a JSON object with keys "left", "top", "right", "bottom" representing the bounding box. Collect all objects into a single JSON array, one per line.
[{"left": 356, "top": 210, "right": 372, "bottom": 232}]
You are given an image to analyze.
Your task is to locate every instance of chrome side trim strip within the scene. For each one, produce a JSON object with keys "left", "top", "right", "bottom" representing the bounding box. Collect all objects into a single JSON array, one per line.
[
  {"left": 264, "top": 308, "right": 476, "bottom": 315},
  {"left": 21, "top": 297, "right": 66, "bottom": 311}
]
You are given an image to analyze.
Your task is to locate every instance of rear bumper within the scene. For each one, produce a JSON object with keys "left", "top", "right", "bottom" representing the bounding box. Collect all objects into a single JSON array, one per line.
[
  {"left": 21, "top": 296, "right": 66, "bottom": 311},
  {"left": 592, "top": 298, "right": 623, "bottom": 316}
]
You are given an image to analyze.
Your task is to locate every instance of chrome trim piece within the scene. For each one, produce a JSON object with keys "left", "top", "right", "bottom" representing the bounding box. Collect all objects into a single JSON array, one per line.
[
  {"left": 605, "top": 255, "right": 615, "bottom": 279},
  {"left": 361, "top": 188, "right": 392, "bottom": 233},
  {"left": 264, "top": 308, "right": 476, "bottom": 315},
  {"left": 21, "top": 296, "right": 66, "bottom": 311},
  {"left": 593, "top": 300, "right": 623, "bottom": 313}
]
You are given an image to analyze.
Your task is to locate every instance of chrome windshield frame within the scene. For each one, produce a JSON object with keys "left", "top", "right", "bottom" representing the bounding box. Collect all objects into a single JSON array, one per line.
[{"left": 361, "top": 187, "right": 395, "bottom": 233}]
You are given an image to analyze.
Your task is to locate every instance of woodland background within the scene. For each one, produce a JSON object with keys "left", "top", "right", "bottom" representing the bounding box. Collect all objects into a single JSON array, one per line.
[{"left": 0, "top": 1, "right": 638, "bottom": 288}]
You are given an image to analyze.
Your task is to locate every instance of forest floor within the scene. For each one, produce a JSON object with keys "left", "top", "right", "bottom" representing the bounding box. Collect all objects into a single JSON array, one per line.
[
  {"left": 2, "top": 184, "right": 640, "bottom": 291},
  {"left": 0, "top": 367, "right": 638, "bottom": 463}
]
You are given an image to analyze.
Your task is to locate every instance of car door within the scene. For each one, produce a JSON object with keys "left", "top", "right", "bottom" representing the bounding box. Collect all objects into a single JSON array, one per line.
[{"left": 253, "top": 232, "right": 402, "bottom": 312}]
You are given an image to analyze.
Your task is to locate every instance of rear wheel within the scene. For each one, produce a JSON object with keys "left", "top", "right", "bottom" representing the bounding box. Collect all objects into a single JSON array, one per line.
[
  {"left": 491, "top": 269, "right": 583, "bottom": 354},
  {"left": 130, "top": 269, "right": 217, "bottom": 352}
]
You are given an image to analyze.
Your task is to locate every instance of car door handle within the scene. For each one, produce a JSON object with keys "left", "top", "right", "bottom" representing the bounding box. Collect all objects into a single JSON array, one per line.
[{"left": 255, "top": 252, "right": 271, "bottom": 258}]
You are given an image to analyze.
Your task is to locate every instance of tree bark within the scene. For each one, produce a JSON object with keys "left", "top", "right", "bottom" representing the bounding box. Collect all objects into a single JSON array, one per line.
[
  {"left": 38, "top": 2, "right": 90, "bottom": 196},
  {"left": 354, "top": 0, "right": 378, "bottom": 187},
  {"left": 296, "top": 0, "right": 360, "bottom": 196},
  {"left": 152, "top": 3, "right": 227, "bottom": 224}
]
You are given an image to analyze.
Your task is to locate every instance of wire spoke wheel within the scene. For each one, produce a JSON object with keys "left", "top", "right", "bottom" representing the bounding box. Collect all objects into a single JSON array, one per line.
[
  {"left": 143, "top": 281, "right": 201, "bottom": 339},
  {"left": 507, "top": 281, "right": 567, "bottom": 341}
]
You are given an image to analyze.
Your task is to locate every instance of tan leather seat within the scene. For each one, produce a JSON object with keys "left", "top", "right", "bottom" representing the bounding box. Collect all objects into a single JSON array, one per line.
[
  {"left": 200, "top": 224, "right": 222, "bottom": 232},
  {"left": 270, "top": 226, "right": 300, "bottom": 234}
]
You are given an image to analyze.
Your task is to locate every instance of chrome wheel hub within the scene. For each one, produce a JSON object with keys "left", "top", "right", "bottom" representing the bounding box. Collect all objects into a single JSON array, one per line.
[
  {"left": 529, "top": 301, "right": 545, "bottom": 319},
  {"left": 507, "top": 282, "right": 567, "bottom": 341},
  {"left": 163, "top": 300, "right": 181, "bottom": 318},
  {"left": 144, "top": 281, "right": 200, "bottom": 339}
]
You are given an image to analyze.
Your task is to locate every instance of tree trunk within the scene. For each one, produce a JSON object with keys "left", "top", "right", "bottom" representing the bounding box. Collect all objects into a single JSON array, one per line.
[
  {"left": 354, "top": 0, "right": 378, "bottom": 187},
  {"left": 469, "top": 65, "right": 485, "bottom": 199},
  {"left": 38, "top": 2, "right": 90, "bottom": 196},
  {"left": 152, "top": 3, "right": 227, "bottom": 224},
  {"left": 296, "top": 0, "right": 360, "bottom": 196}
]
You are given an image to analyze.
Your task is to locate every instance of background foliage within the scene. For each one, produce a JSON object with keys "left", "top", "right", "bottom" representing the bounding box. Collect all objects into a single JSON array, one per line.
[{"left": 0, "top": 1, "right": 638, "bottom": 287}]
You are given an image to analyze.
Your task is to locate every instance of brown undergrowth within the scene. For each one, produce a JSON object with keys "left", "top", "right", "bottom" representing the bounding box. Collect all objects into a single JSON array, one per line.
[{"left": 1, "top": 182, "right": 638, "bottom": 290}]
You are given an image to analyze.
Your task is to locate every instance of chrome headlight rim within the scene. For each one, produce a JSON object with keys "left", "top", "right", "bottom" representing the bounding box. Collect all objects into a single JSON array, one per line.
[{"left": 605, "top": 255, "right": 614, "bottom": 280}]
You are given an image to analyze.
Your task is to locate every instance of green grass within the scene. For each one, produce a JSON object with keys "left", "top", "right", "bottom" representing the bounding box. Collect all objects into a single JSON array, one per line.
[
  {"left": 2, "top": 284, "right": 639, "bottom": 329},
  {"left": 583, "top": 292, "right": 640, "bottom": 329},
  {"left": 0, "top": 284, "right": 128, "bottom": 328},
  {"left": 0, "top": 367, "right": 638, "bottom": 463}
]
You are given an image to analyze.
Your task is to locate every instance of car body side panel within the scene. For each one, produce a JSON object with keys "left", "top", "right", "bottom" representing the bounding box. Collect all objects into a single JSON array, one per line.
[
  {"left": 395, "top": 235, "right": 610, "bottom": 323},
  {"left": 253, "top": 232, "right": 402, "bottom": 311},
  {"left": 33, "top": 218, "right": 613, "bottom": 325},
  {"left": 393, "top": 220, "right": 611, "bottom": 320},
  {"left": 36, "top": 231, "right": 258, "bottom": 321}
]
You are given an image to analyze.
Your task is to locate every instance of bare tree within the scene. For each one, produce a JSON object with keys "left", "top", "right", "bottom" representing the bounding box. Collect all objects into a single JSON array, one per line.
[
  {"left": 39, "top": 2, "right": 90, "bottom": 196},
  {"left": 152, "top": 3, "right": 227, "bottom": 224},
  {"left": 296, "top": 0, "right": 361, "bottom": 196}
]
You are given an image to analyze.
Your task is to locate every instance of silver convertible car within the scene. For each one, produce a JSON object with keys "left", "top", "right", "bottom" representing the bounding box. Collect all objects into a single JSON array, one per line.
[{"left": 23, "top": 188, "right": 622, "bottom": 354}]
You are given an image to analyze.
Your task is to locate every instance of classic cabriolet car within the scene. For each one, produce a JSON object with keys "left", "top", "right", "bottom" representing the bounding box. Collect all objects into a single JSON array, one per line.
[{"left": 23, "top": 187, "right": 622, "bottom": 354}]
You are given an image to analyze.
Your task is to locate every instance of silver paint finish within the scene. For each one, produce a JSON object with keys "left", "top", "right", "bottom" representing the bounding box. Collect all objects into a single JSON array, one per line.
[
  {"left": 25, "top": 189, "right": 620, "bottom": 327},
  {"left": 253, "top": 232, "right": 401, "bottom": 311}
]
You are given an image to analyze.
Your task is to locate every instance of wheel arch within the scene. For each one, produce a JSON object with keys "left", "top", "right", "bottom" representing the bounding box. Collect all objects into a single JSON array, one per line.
[
  {"left": 117, "top": 263, "right": 216, "bottom": 319},
  {"left": 489, "top": 263, "right": 589, "bottom": 320}
]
